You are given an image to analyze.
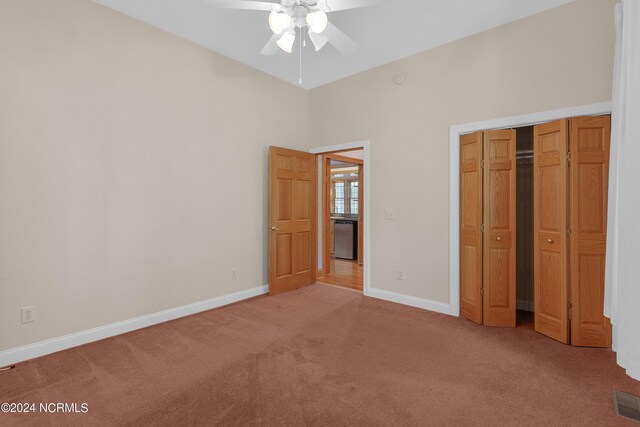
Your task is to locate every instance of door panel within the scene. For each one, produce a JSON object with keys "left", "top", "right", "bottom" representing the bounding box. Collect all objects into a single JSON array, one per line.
[
  {"left": 460, "top": 132, "right": 483, "bottom": 324},
  {"left": 534, "top": 120, "right": 569, "bottom": 343},
  {"left": 483, "top": 130, "right": 516, "bottom": 327},
  {"left": 275, "top": 234, "right": 292, "bottom": 278},
  {"left": 269, "top": 146, "right": 317, "bottom": 295},
  {"left": 570, "top": 116, "right": 612, "bottom": 347}
]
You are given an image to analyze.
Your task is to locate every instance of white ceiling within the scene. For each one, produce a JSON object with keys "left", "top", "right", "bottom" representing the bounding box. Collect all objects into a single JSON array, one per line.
[{"left": 94, "top": 0, "right": 574, "bottom": 89}]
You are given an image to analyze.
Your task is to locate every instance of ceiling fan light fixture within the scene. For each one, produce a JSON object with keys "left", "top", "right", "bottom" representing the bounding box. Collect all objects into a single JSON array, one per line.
[
  {"left": 276, "top": 30, "right": 296, "bottom": 53},
  {"left": 306, "top": 10, "right": 328, "bottom": 34},
  {"left": 268, "top": 11, "right": 292, "bottom": 35},
  {"left": 308, "top": 30, "right": 329, "bottom": 51}
]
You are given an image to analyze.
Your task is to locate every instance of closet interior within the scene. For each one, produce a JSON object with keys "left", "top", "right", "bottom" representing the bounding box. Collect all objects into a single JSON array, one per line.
[
  {"left": 516, "top": 127, "right": 534, "bottom": 324},
  {"left": 460, "top": 115, "right": 612, "bottom": 347}
]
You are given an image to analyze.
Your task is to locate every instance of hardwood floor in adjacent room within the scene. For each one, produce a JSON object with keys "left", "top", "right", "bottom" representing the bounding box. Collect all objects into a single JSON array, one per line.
[{"left": 318, "top": 258, "right": 363, "bottom": 291}]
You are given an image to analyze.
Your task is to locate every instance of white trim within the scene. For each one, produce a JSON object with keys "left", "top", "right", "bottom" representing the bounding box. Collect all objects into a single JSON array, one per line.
[
  {"left": 309, "top": 140, "right": 369, "bottom": 154},
  {"left": 0, "top": 285, "right": 268, "bottom": 367},
  {"left": 624, "top": 365, "right": 640, "bottom": 381},
  {"left": 613, "top": 327, "right": 640, "bottom": 380},
  {"left": 367, "top": 288, "right": 451, "bottom": 315},
  {"left": 310, "top": 141, "right": 371, "bottom": 295},
  {"left": 615, "top": 349, "right": 640, "bottom": 381},
  {"left": 449, "top": 101, "right": 612, "bottom": 317}
]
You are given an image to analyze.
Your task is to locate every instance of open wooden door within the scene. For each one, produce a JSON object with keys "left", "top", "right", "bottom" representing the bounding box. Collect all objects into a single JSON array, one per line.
[
  {"left": 534, "top": 120, "right": 570, "bottom": 343},
  {"left": 460, "top": 132, "right": 484, "bottom": 324},
  {"left": 483, "top": 130, "right": 517, "bottom": 327},
  {"left": 269, "top": 146, "right": 317, "bottom": 296},
  {"left": 569, "top": 116, "right": 612, "bottom": 347}
]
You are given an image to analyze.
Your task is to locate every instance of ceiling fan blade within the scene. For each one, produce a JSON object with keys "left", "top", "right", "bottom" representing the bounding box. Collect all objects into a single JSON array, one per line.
[
  {"left": 260, "top": 33, "right": 280, "bottom": 56},
  {"left": 319, "top": 0, "right": 392, "bottom": 12},
  {"left": 324, "top": 22, "right": 357, "bottom": 55},
  {"left": 308, "top": 31, "right": 329, "bottom": 52},
  {"left": 205, "top": 0, "right": 281, "bottom": 12}
]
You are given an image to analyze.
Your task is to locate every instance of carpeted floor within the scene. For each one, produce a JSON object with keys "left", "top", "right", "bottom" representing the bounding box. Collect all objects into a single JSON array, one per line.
[{"left": 1, "top": 284, "right": 639, "bottom": 426}]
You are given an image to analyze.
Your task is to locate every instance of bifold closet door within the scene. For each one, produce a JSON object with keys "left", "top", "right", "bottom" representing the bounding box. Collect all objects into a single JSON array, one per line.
[
  {"left": 483, "top": 130, "right": 517, "bottom": 327},
  {"left": 460, "top": 132, "right": 484, "bottom": 324},
  {"left": 569, "top": 116, "right": 612, "bottom": 347},
  {"left": 534, "top": 120, "right": 570, "bottom": 344}
]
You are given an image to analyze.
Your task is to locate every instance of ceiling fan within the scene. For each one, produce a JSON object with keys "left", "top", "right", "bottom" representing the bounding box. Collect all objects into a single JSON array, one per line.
[{"left": 206, "top": 0, "right": 391, "bottom": 55}]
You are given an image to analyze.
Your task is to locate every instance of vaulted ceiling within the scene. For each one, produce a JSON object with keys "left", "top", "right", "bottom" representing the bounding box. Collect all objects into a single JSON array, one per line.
[{"left": 94, "top": 0, "right": 574, "bottom": 89}]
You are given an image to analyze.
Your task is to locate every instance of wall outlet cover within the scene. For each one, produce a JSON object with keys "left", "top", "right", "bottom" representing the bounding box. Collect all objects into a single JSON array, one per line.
[{"left": 21, "top": 306, "right": 35, "bottom": 324}]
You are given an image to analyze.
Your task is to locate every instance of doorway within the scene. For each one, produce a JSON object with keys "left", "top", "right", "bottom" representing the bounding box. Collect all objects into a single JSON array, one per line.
[
  {"left": 319, "top": 150, "right": 364, "bottom": 291},
  {"left": 267, "top": 141, "right": 371, "bottom": 297},
  {"left": 308, "top": 142, "right": 370, "bottom": 294}
]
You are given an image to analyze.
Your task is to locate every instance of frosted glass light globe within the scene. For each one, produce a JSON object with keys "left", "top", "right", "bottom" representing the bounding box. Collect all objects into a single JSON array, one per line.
[
  {"left": 306, "top": 10, "right": 328, "bottom": 34},
  {"left": 269, "top": 12, "right": 292, "bottom": 35},
  {"left": 276, "top": 30, "right": 296, "bottom": 53}
]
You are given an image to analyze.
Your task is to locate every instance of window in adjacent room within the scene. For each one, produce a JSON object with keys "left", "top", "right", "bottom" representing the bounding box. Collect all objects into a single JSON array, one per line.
[
  {"left": 350, "top": 181, "right": 359, "bottom": 214},
  {"left": 334, "top": 181, "right": 345, "bottom": 214}
]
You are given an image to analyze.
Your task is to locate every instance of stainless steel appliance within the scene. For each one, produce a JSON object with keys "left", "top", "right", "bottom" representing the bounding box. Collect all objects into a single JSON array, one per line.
[{"left": 334, "top": 220, "right": 355, "bottom": 260}]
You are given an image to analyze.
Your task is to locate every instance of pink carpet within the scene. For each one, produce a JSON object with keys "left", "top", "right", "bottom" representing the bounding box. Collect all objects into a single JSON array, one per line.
[{"left": 1, "top": 284, "right": 639, "bottom": 426}]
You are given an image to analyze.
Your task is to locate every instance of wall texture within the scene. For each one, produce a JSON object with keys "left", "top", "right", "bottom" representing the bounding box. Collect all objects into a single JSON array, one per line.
[
  {"left": 0, "top": 0, "right": 618, "bottom": 354},
  {"left": 308, "top": 0, "right": 617, "bottom": 304},
  {"left": 0, "top": 0, "right": 308, "bottom": 351}
]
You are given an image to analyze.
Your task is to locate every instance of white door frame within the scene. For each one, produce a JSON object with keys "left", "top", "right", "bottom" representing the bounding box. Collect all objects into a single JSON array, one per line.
[
  {"left": 449, "top": 101, "right": 612, "bottom": 317},
  {"left": 309, "top": 141, "right": 371, "bottom": 295}
]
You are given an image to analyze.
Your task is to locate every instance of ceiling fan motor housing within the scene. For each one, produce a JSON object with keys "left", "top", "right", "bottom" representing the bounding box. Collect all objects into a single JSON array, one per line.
[{"left": 292, "top": 6, "right": 309, "bottom": 27}]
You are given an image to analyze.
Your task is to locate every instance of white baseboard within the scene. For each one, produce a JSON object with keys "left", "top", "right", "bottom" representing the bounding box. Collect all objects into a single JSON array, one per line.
[
  {"left": 612, "top": 328, "right": 640, "bottom": 381},
  {"left": 516, "top": 299, "right": 534, "bottom": 312},
  {"left": 617, "top": 353, "right": 640, "bottom": 381},
  {"left": 0, "top": 285, "right": 268, "bottom": 367},
  {"left": 625, "top": 362, "right": 640, "bottom": 381},
  {"left": 365, "top": 287, "right": 452, "bottom": 316}
]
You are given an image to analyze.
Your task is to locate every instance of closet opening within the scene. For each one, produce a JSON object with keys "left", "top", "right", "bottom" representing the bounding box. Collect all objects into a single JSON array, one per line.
[
  {"left": 459, "top": 114, "right": 612, "bottom": 347},
  {"left": 515, "top": 126, "right": 534, "bottom": 329}
]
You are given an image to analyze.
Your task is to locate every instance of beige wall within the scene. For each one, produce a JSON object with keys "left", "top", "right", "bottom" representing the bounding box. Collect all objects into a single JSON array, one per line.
[
  {"left": 308, "top": 0, "right": 616, "bottom": 303},
  {"left": 0, "top": 0, "right": 308, "bottom": 351},
  {"left": 0, "top": 0, "right": 618, "bottom": 353}
]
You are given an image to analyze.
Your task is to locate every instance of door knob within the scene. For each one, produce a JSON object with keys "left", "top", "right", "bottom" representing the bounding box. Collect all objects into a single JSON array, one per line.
[
  {"left": 547, "top": 238, "right": 554, "bottom": 243},
  {"left": 270, "top": 226, "right": 280, "bottom": 231},
  {"left": 496, "top": 237, "right": 502, "bottom": 241}
]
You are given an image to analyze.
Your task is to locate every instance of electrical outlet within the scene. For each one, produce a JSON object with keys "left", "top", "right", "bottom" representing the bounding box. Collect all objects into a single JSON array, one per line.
[
  {"left": 385, "top": 209, "right": 397, "bottom": 220},
  {"left": 231, "top": 269, "right": 238, "bottom": 280},
  {"left": 21, "top": 306, "right": 35, "bottom": 324},
  {"left": 397, "top": 269, "right": 406, "bottom": 281}
]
